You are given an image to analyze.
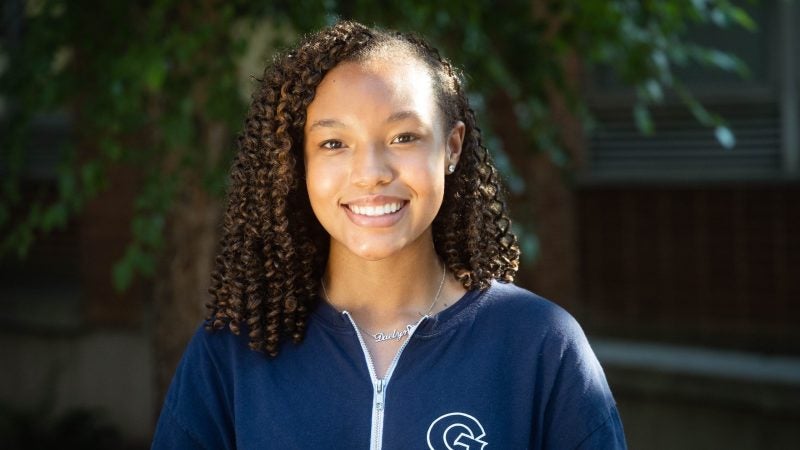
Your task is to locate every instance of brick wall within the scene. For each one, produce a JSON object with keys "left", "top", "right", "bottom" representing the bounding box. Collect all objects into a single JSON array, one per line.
[{"left": 576, "top": 184, "right": 800, "bottom": 353}]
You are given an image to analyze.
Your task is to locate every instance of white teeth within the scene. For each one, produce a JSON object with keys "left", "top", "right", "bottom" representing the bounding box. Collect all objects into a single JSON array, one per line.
[{"left": 349, "top": 202, "right": 403, "bottom": 217}]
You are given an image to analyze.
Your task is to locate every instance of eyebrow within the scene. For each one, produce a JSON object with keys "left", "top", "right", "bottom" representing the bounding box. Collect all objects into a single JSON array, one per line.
[
  {"left": 307, "top": 119, "right": 346, "bottom": 132},
  {"left": 386, "top": 110, "right": 422, "bottom": 123},
  {"left": 307, "top": 110, "right": 423, "bottom": 132}
]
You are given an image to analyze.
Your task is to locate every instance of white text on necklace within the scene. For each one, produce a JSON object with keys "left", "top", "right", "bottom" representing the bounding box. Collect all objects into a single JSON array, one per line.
[{"left": 373, "top": 324, "right": 416, "bottom": 342}]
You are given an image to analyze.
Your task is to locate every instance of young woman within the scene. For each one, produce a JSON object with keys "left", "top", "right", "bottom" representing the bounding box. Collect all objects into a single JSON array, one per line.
[{"left": 152, "top": 20, "right": 626, "bottom": 450}]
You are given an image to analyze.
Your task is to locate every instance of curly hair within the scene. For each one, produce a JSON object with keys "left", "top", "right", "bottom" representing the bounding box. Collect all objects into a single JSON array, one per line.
[{"left": 205, "top": 20, "right": 520, "bottom": 356}]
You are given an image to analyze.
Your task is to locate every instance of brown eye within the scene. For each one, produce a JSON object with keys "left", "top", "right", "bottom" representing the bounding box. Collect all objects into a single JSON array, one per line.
[
  {"left": 391, "top": 133, "right": 418, "bottom": 144},
  {"left": 321, "top": 140, "right": 344, "bottom": 150}
]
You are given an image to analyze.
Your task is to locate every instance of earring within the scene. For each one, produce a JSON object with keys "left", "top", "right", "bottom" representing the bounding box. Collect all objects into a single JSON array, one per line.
[{"left": 447, "top": 164, "right": 456, "bottom": 173}]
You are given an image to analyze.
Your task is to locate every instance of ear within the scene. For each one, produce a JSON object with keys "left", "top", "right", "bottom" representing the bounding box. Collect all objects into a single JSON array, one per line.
[{"left": 445, "top": 121, "right": 466, "bottom": 173}]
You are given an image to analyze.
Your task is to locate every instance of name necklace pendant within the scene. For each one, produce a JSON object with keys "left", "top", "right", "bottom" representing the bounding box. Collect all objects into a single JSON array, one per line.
[{"left": 321, "top": 263, "right": 447, "bottom": 343}]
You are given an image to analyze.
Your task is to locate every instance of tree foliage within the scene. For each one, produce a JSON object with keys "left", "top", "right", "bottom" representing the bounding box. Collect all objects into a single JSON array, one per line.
[{"left": 0, "top": 0, "right": 755, "bottom": 290}]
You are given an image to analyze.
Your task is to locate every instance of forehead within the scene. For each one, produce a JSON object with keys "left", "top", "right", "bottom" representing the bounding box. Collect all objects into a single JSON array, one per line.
[{"left": 305, "top": 58, "right": 439, "bottom": 127}]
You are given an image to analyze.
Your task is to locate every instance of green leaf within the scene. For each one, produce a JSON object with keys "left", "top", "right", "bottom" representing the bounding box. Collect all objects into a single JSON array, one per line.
[
  {"left": 710, "top": 9, "right": 728, "bottom": 27},
  {"left": 633, "top": 103, "right": 654, "bottom": 135},
  {"left": 80, "top": 161, "right": 106, "bottom": 196},
  {"left": 706, "top": 50, "right": 747, "bottom": 74},
  {"left": 642, "top": 79, "right": 664, "bottom": 102},
  {"left": 132, "top": 213, "right": 165, "bottom": 249},
  {"left": 41, "top": 202, "right": 68, "bottom": 232},
  {"left": 143, "top": 58, "right": 167, "bottom": 92},
  {"left": 112, "top": 252, "right": 135, "bottom": 292},
  {"left": 100, "top": 139, "right": 124, "bottom": 162},
  {"left": 57, "top": 166, "right": 77, "bottom": 199},
  {"left": 715, "top": 125, "right": 736, "bottom": 150},
  {"left": 726, "top": 6, "right": 757, "bottom": 31}
]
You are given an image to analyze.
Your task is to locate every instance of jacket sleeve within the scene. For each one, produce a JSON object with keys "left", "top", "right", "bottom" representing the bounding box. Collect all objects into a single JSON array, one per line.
[
  {"left": 532, "top": 307, "right": 627, "bottom": 450},
  {"left": 574, "top": 409, "right": 627, "bottom": 450},
  {"left": 151, "top": 404, "right": 209, "bottom": 449},
  {"left": 151, "top": 325, "right": 236, "bottom": 450}
]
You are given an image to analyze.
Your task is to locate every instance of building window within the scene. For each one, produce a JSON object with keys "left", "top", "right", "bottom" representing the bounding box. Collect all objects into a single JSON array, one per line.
[{"left": 583, "top": 1, "right": 798, "bottom": 183}]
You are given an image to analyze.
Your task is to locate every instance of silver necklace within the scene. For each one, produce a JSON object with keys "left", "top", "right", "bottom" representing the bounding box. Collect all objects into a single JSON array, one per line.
[{"left": 320, "top": 263, "right": 447, "bottom": 343}]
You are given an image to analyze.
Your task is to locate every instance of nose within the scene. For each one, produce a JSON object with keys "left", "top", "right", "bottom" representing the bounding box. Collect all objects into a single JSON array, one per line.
[{"left": 350, "top": 143, "right": 393, "bottom": 188}]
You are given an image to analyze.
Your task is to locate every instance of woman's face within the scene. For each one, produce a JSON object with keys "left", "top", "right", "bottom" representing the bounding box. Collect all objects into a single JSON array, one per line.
[{"left": 303, "top": 57, "right": 464, "bottom": 262}]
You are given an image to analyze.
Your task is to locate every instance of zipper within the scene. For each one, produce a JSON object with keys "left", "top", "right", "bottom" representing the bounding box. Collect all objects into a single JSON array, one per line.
[{"left": 343, "top": 311, "right": 427, "bottom": 450}]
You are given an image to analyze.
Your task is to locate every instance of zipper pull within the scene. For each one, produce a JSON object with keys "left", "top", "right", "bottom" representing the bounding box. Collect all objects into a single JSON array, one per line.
[{"left": 376, "top": 379, "right": 384, "bottom": 410}]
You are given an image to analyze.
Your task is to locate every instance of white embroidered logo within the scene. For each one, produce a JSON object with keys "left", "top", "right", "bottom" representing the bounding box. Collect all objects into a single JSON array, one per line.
[{"left": 426, "top": 412, "right": 488, "bottom": 450}]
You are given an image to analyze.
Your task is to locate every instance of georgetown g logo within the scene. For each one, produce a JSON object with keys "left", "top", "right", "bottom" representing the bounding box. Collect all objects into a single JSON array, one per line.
[{"left": 426, "top": 412, "right": 488, "bottom": 450}]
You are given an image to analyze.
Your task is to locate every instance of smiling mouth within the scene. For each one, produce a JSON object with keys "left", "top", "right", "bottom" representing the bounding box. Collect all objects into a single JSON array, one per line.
[{"left": 345, "top": 201, "right": 407, "bottom": 217}]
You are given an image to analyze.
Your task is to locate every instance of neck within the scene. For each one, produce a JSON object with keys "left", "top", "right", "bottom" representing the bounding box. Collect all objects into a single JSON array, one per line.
[{"left": 322, "top": 234, "right": 445, "bottom": 328}]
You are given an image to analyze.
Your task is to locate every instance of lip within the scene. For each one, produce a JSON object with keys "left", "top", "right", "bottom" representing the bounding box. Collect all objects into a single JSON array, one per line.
[
  {"left": 343, "top": 195, "right": 408, "bottom": 207},
  {"left": 342, "top": 199, "right": 409, "bottom": 228}
]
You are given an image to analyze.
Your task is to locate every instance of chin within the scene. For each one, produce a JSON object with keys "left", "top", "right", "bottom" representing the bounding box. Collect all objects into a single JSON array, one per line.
[{"left": 347, "top": 239, "right": 409, "bottom": 261}]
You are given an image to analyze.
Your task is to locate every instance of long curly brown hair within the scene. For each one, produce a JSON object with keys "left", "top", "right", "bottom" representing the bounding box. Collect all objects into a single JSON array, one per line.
[{"left": 205, "top": 20, "right": 519, "bottom": 356}]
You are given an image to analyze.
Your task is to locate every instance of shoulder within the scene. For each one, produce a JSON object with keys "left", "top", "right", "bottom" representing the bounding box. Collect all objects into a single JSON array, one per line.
[
  {"left": 163, "top": 322, "right": 279, "bottom": 412},
  {"left": 475, "top": 281, "right": 603, "bottom": 380},
  {"left": 180, "top": 323, "right": 251, "bottom": 369},
  {"left": 477, "top": 281, "right": 584, "bottom": 340},
  {"left": 478, "top": 284, "right": 626, "bottom": 448},
  {"left": 166, "top": 324, "right": 249, "bottom": 395}
]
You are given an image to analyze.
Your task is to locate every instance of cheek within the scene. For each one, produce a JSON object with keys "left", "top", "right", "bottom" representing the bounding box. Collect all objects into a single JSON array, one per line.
[
  {"left": 306, "top": 160, "right": 342, "bottom": 218},
  {"left": 408, "top": 154, "right": 446, "bottom": 205},
  {"left": 305, "top": 161, "right": 336, "bottom": 209}
]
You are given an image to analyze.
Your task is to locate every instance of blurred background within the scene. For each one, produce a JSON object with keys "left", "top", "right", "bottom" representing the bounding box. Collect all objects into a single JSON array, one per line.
[{"left": 1, "top": 1, "right": 798, "bottom": 449}]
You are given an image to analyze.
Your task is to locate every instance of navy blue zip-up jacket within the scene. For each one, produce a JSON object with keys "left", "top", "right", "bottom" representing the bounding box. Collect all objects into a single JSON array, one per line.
[{"left": 152, "top": 281, "right": 626, "bottom": 449}]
